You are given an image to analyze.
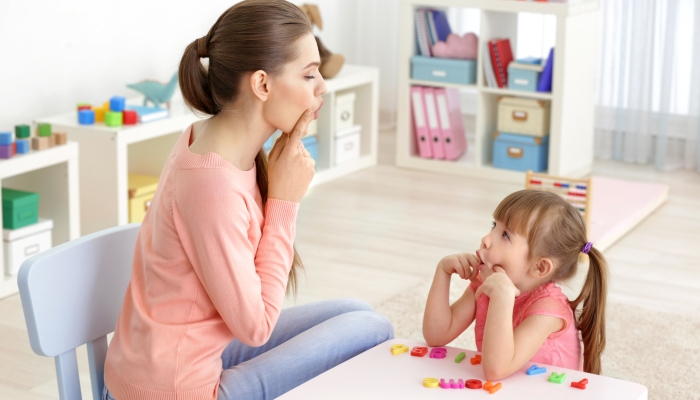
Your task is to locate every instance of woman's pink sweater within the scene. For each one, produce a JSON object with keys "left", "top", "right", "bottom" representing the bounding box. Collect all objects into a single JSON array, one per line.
[{"left": 104, "top": 125, "right": 298, "bottom": 400}]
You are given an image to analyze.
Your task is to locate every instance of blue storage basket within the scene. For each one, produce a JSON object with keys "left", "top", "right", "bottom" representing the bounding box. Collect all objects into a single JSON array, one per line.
[
  {"left": 493, "top": 132, "right": 549, "bottom": 172},
  {"left": 508, "top": 64, "right": 543, "bottom": 92},
  {"left": 411, "top": 56, "right": 476, "bottom": 85}
]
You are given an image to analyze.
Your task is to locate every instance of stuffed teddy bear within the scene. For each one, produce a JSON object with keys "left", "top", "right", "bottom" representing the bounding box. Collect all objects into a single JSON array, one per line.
[{"left": 299, "top": 4, "right": 345, "bottom": 79}]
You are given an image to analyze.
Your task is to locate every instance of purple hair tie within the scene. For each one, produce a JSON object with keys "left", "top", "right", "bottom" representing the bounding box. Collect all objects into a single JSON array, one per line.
[{"left": 581, "top": 242, "right": 593, "bottom": 254}]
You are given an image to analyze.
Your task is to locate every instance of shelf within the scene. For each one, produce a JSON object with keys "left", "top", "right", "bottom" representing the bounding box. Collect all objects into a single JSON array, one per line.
[
  {"left": 37, "top": 64, "right": 380, "bottom": 236},
  {"left": 409, "top": 79, "right": 478, "bottom": 91},
  {"left": 397, "top": 153, "right": 527, "bottom": 183},
  {"left": 0, "top": 142, "right": 79, "bottom": 179},
  {"left": 479, "top": 87, "right": 553, "bottom": 100},
  {"left": 396, "top": 0, "right": 599, "bottom": 182},
  {"left": 401, "top": 0, "right": 599, "bottom": 16},
  {"left": 0, "top": 141, "right": 80, "bottom": 299},
  {"left": 38, "top": 108, "right": 200, "bottom": 146}
]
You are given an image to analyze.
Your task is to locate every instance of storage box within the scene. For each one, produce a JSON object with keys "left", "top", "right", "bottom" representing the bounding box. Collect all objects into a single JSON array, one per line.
[
  {"left": 2, "top": 188, "right": 39, "bottom": 230},
  {"left": 336, "top": 92, "right": 356, "bottom": 131},
  {"left": 301, "top": 135, "right": 318, "bottom": 165},
  {"left": 128, "top": 174, "right": 159, "bottom": 223},
  {"left": 508, "top": 62, "right": 544, "bottom": 92},
  {"left": 334, "top": 125, "right": 361, "bottom": 165},
  {"left": 493, "top": 132, "right": 549, "bottom": 172},
  {"left": 411, "top": 56, "right": 477, "bottom": 85},
  {"left": 3, "top": 218, "right": 53, "bottom": 276},
  {"left": 497, "top": 97, "right": 551, "bottom": 137}
]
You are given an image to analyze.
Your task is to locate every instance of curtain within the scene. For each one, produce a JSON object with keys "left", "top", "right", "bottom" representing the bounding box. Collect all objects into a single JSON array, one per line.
[{"left": 596, "top": 0, "right": 700, "bottom": 172}]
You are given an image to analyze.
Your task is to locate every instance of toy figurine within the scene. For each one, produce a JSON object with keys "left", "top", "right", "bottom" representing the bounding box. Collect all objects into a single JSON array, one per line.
[
  {"left": 299, "top": 4, "right": 345, "bottom": 79},
  {"left": 126, "top": 72, "right": 178, "bottom": 108}
]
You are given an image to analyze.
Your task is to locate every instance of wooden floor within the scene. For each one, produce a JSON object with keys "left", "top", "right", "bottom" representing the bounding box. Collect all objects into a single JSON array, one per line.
[{"left": 2, "top": 127, "right": 699, "bottom": 399}]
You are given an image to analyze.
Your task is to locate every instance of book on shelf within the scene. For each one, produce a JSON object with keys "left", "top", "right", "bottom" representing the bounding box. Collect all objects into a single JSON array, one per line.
[
  {"left": 432, "top": 10, "right": 452, "bottom": 42},
  {"left": 426, "top": 10, "right": 438, "bottom": 46},
  {"left": 435, "top": 87, "right": 467, "bottom": 160},
  {"left": 410, "top": 86, "right": 432, "bottom": 158},
  {"left": 483, "top": 41, "right": 498, "bottom": 88},
  {"left": 488, "top": 38, "right": 514, "bottom": 88},
  {"left": 126, "top": 105, "right": 169, "bottom": 123},
  {"left": 422, "top": 87, "right": 446, "bottom": 159},
  {"left": 414, "top": 9, "right": 432, "bottom": 56},
  {"left": 414, "top": 9, "right": 453, "bottom": 58}
]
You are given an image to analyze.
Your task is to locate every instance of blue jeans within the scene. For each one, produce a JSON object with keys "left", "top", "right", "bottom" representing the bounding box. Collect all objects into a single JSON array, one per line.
[{"left": 104, "top": 298, "right": 393, "bottom": 400}]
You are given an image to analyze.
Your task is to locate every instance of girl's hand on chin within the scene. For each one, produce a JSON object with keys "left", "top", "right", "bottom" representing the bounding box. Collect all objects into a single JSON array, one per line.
[
  {"left": 438, "top": 253, "right": 480, "bottom": 281},
  {"left": 267, "top": 110, "right": 316, "bottom": 203},
  {"left": 474, "top": 266, "right": 520, "bottom": 300}
]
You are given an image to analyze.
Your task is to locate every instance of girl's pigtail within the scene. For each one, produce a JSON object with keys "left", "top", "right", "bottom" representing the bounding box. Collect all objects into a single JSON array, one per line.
[{"left": 569, "top": 247, "right": 608, "bottom": 374}]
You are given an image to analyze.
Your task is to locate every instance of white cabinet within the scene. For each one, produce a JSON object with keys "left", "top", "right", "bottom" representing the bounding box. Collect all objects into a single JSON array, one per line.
[
  {"left": 396, "top": 0, "right": 599, "bottom": 183},
  {"left": 37, "top": 65, "right": 380, "bottom": 236},
  {"left": 0, "top": 143, "right": 80, "bottom": 298}
]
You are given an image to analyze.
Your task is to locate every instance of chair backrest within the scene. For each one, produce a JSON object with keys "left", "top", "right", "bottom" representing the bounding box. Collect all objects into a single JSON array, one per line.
[{"left": 18, "top": 223, "right": 140, "bottom": 400}]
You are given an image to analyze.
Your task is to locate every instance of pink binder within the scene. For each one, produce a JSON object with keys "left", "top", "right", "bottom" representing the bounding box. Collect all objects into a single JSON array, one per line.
[
  {"left": 435, "top": 87, "right": 467, "bottom": 160},
  {"left": 422, "top": 87, "right": 445, "bottom": 159},
  {"left": 410, "top": 86, "right": 432, "bottom": 158}
]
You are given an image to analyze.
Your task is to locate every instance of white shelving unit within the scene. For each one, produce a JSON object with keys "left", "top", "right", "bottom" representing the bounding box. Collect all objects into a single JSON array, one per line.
[
  {"left": 396, "top": 0, "right": 599, "bottom": 183},
  {"left": 38, "top": 64, "right": 379, "bottom": 236},
  {"left": 0, "top": 142, "right": 80, "bottom": 298}
]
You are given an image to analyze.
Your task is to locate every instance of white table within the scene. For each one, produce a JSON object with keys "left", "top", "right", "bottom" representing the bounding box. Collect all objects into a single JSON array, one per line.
[{"left": 279, "top": 339, "right": 647, "bottom": 399}]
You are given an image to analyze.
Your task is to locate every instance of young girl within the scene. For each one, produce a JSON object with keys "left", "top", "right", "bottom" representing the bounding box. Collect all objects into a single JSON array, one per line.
[
  {"left": 423, "top": 190, "right": 608, "bottom": 380},
  {"left": 103, "top": 1, "right": 393, "bottom": 399}
]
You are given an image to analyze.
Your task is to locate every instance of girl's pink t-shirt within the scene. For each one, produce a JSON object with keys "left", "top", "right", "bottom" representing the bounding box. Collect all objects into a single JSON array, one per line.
[{"left": 469, "top": 278, "right": 582, "bottom": 371}]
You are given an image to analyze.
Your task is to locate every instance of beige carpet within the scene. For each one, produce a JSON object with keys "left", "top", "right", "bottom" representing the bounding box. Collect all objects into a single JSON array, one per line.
[{"left": 374, "top": 278, "right": 700, "bottom": 400}]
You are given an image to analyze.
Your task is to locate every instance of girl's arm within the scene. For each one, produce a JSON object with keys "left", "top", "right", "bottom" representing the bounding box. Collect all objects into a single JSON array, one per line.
[
  {"left": 476, "top": 269, "right": 564, "bottom": 380},
  {"left": 423, "top": 254, "right": 479, "bottom": 346}
]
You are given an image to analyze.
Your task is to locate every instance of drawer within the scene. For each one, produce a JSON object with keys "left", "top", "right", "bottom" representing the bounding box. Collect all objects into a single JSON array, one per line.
[
  {"left": 497, "top": 97, "right": 551, "bottom": 137},
  {"left": 4, "top": 228, "right": 52, "bottom": 276},
  {"left": 334, "top": 126, "right": 361, "bottom": 165},
  {"left": 411, "top": 56, "right": 477, "bottom": 85},
  {"left": 336, "top": 92, "right": 356, "bottom": 131}
]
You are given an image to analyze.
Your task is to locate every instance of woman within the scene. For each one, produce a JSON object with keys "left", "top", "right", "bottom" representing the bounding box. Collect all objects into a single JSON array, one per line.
[{"left": 103, "top": 1, "right": 394, "bottom": 399}]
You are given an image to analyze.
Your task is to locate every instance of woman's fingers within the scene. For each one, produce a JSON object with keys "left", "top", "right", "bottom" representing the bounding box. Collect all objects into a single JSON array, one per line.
[
  {"left": 267, "top": 134, "right": 286, "bottom": 161},
  {"left": 283, "top": 110, "right": 313, "bottom": 157}
]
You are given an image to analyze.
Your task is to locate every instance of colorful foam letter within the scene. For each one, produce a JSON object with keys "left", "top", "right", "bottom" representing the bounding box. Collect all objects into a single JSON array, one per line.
[{"left": 390, "top": 344, "right": 409, "bottom": 355}]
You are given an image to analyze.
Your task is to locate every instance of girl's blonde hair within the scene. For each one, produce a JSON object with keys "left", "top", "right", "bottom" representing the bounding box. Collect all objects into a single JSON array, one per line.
[
  {"left": 494, "top": 190, "right": 608, "bottom": 374},
  {"left": 178, "top": 0, "right": 312, "bottom": 296}
]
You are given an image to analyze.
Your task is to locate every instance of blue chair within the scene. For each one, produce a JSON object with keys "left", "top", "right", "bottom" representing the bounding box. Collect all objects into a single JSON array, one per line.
[{"left": 18, "top": 224, "right": 140, "bottom": 400}]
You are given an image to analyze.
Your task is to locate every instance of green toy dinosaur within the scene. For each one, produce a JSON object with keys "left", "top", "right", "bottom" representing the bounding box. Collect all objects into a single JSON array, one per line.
[{"left": 126, "top": 72, "right": 178, "bottom": 108}]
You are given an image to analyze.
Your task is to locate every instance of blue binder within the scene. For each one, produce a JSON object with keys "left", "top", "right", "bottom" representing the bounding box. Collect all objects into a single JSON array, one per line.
[{"left": 537, "top": 48, "right": 554, "bottom": 92}]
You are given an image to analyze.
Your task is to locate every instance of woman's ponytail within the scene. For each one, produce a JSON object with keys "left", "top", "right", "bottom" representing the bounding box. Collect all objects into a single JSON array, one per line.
[
  {"left": 569, "top": 247, "right": 608, "bottom": 374},
  {"left": 178, "top": 38, "right": 217, "bottom": 115},
  {"left": 254, "top": 148, "right": 304, "bottom": 297}
]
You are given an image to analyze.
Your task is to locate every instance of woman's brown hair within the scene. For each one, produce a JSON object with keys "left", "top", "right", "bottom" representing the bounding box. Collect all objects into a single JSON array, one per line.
[
  {"left": 494, "top": 190, "right": 608, "bottom": 374},
  {"left": 178, "top": 0, "right": 312, "bottom": 296}
]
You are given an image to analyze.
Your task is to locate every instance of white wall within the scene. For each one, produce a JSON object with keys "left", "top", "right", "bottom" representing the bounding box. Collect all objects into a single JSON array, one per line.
[{"left": 0, "top": 0, "right": 399, "bottom": 130}]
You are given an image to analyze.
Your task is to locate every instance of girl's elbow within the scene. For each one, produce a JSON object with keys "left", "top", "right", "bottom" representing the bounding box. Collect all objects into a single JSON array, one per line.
[
  {"left": 482, "top": 364, "right": 511, "bottom": 381},
  {"left": 422, "top": 330, "right": 444, "bottom": 347}
]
